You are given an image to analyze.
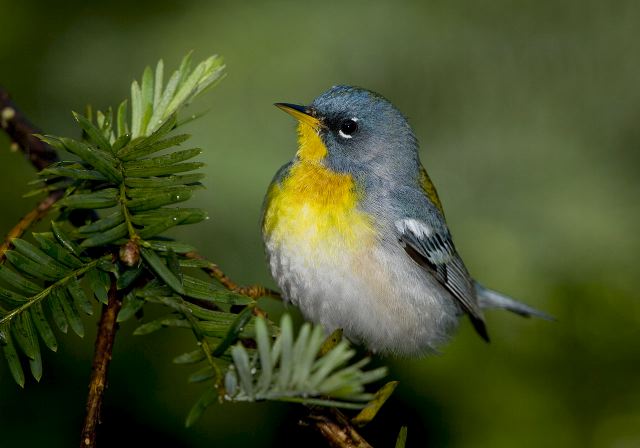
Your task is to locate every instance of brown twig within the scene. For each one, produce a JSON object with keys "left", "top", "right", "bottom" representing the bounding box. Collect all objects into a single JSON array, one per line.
[
  {"left": 0, "top": 86, "right": 59, "bottom": 171},
  {"left": 80, "top": 277, "right": 122, "bottom": 448},
  {"left": 0, "top": 88, "right": 63, "bottom": 261},
  {"left": 185, "top": 251, "right": 281, "bottom": 299},
  {"left": 0, "top": 190, "right": 64, "bottom": 263},
  {"left": 304, "top": 409, "right": 373, "bottom": 448}
]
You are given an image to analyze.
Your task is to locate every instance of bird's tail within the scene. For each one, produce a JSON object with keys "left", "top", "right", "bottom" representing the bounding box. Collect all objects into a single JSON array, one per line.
[{"left": 474, "top": 282, "right": 554, "bottom": 320}]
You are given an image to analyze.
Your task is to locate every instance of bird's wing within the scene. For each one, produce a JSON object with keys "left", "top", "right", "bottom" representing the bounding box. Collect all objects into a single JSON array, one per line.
[{"left": 391, "top": 187, "right": 489, "bottom": 341}]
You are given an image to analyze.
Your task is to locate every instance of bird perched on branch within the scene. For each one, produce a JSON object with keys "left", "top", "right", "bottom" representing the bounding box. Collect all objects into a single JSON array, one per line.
[{"left": 262, "top": 86, "right": 550, "bottom": 356}]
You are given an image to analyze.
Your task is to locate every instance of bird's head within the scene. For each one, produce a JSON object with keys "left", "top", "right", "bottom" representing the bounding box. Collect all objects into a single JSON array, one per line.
[{"left": 276, "top": 86, "right": 419, "bottom": 177}]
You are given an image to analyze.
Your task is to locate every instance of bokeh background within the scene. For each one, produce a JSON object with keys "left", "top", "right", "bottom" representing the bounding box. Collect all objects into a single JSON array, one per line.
[{"left": 1, "top": 0, "right": 639, "bottom": 446}]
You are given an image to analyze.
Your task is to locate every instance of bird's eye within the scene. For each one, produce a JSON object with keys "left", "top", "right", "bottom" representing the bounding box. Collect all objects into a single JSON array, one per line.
[{"left": 338, "top": 119, "right": 358, "bottom": 139}]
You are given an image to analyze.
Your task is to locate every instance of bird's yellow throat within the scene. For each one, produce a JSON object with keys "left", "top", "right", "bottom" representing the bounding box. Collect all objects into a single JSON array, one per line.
[
  {"left": 263, "top": 122, "right": 374, "bottom": 249},
  {"left": 295, "top": 119, "right": 327, "bottom": 162}
]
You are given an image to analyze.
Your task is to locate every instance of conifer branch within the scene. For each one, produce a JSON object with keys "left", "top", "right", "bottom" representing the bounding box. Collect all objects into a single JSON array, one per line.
[
  {"left": 0, "top": 88, "right": 120, "bottom": 446},
  {"left": 0, "top": 256, "right": 109, "bottom": 327},
  {"left": 0, "top": 58, "right": 388, "bottom": 448},
  {"left": 0, "top": 88, "right": 65, "bottom": 262}
]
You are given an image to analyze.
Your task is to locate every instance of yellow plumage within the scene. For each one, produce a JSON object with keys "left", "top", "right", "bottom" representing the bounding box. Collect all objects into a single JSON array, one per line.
[
  {"left": 263, "top": 122, "right": 374, "bottom": 251},
  {"left": 418, "top": 165, "right": 444, "bottom": 215}
]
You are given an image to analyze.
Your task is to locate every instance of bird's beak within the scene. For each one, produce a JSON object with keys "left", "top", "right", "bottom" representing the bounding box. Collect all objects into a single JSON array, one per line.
[{"left": 274, "top": 103, "right": 320, "bottom": 128}]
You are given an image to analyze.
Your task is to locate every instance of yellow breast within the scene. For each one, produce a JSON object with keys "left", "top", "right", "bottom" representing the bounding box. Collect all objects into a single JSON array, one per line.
[{"left": 263, "top": 123, "right": 374, "bottom": 251}]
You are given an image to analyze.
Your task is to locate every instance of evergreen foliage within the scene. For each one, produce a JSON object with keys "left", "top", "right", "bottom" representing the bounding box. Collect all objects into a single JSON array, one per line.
[{"left": 0, "top": 53, "right": 388, "bottom": 425}]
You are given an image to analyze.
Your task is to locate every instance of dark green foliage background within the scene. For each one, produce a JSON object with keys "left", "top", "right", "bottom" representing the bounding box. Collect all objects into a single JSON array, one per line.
[{"left": 1, "top": 0, "right": 639, "bottom": 446}]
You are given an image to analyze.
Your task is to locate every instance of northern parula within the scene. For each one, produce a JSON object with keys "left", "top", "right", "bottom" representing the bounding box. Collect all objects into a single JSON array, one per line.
[{"left": 262, "top": 85, "right": 549, "bottom": 356}]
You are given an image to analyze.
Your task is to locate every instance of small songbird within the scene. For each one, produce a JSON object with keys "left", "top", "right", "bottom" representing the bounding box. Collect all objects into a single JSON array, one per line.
[{"left": 262, "top": 86, "right": 549, "bottom": 356}]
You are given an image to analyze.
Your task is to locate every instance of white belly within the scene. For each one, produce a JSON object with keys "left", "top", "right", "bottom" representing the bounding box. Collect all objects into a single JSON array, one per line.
[{"left": 265, "top": 232, "right": 461, "bottom": 356}]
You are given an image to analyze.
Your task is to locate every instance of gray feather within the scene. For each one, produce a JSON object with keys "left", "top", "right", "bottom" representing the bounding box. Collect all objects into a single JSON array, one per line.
[{"left": 475, "top": 282, "right": 554, "bottom": 320}]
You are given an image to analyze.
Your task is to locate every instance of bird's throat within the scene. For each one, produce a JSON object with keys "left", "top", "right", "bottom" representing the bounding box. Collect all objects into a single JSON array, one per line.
[{"left": 296, "top": 121, "right": 327, "bottom": 162}]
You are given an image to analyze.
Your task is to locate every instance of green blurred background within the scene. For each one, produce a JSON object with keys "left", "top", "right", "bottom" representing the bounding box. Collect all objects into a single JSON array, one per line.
[{"left": 1, "top": 0, "right": 639, "bottom": 446}]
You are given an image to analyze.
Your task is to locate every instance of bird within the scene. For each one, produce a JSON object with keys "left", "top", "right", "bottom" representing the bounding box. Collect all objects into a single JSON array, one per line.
[{"left": 262, "top": 85, "right": 550, "bottom": 356}]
